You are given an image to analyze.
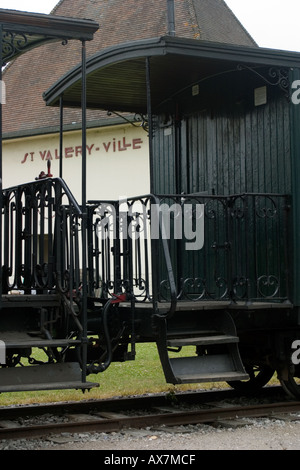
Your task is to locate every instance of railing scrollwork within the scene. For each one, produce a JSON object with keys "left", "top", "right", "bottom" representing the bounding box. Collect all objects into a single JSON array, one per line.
[{"left": 1, "top": 182, "right": 291, "bottom": 320}]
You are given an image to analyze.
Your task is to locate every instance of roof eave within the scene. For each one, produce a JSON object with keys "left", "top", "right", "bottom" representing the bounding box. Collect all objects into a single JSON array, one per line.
[
  {"left": 0, "top": 8, "right": 99, "bottom": 64},
  {"left": 43, "top": 35, "right": 300, "bottom": 112},
  {"left": 0, "top": 8, "right": 99, "bottom": 40}
]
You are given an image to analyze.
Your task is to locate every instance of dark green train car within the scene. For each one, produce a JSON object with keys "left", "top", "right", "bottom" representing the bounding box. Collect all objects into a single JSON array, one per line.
[
  {"left": 3, "top": 8, "right": 300, "bottom": 398},
  {"left": 43, "top": 35, "right": 300, "bottom": 398}
]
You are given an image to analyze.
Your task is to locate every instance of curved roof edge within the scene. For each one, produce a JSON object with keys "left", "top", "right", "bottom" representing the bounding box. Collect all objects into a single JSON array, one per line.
[
  {"left": 44, "top": 35, "right": 300, "bottom": 110},
  {"left": 44, "top": 36, "right": 166, "bottom": 106}
]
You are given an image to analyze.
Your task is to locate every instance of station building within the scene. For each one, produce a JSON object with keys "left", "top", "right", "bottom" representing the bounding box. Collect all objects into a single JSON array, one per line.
[{"left": 2, "top": 0, "right": 257, "bottom": 201}]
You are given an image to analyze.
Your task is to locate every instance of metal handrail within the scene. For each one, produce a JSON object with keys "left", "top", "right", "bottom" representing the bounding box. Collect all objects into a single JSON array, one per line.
[
  {"left": 3, "top": 177, "right": 82, "bottom": 214},
  {"left": 1, "top": 177, "right": 83, "bottom": 293},
  {"left": 87, "top": 194, "right": 178, "bottom": 317}
]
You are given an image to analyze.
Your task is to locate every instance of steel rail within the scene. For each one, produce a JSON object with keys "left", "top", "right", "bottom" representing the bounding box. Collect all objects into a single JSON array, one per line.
[
  {"left": 0, "top": 389, "right": 299, "bottom": 441},
  {"left": 0, "top": 386, "right": 284, "bottom": 419}
]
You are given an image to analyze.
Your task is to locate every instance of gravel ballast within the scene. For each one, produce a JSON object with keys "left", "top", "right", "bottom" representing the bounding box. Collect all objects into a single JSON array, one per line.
[{"left": 1, "top": 416, "right": 300, "bottom": 450}]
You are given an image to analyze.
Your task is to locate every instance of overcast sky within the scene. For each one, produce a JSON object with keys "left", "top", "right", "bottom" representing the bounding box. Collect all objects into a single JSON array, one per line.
[{"left": 0, "top": 0, "right": 300, "bottom": 52}]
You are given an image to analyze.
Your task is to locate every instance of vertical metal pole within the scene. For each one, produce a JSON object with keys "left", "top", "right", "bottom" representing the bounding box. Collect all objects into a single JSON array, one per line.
[
  {"left": 59, "top": 94, "right": 63, "bottom": 178},
  {"left": 82, "top": 41, "right": 87, "bottom": 210},
  {"left": 167, "top": 0, "right": 176, "bottom": 36},
  {"left": 0, "top": 26, "right": 2, "bottom": 184},
  {"left": 81, "top": 39, "right": 88, "bottom": 383},
  {"left": 146, "top": 57, "right": 159, "bottom": 310},
  {"left": 146, "top": 57, "right": 154, "bottom": 193},
  {"left": 0, "top": 25, "right": 3, "bottom": 306}
]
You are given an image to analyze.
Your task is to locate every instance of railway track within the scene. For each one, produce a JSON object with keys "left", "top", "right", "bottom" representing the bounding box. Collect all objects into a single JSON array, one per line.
[{"left": 0, "top": 387, "right": 300, "bottom": 441}]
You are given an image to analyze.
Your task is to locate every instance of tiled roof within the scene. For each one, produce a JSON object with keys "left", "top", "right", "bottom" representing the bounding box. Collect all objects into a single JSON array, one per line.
[{"left": 2, "top": 0, "right": 257, "bottom": 136}]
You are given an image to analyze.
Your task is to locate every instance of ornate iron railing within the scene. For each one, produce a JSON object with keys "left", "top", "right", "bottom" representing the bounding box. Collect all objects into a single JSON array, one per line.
[
  {"left": 87, "top": 195, "right": 177, "bottom": 314},
  {"left": 87, "top": 192, "right": 291, "bottom": 307},
  {"left": 2, "top": 177, "right": 83, "bottom": 300},
  {"left": 1, "top": 183, "right": 291, "bottom": 311},
  {"left": 157, "top": 193, "right": 291, "bottom": 303}
]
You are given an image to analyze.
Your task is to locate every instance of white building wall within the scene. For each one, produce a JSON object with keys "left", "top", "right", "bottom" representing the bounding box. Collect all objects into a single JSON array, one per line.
[{"left": 3, "top": 123, "right": 150, "bottom": 202}]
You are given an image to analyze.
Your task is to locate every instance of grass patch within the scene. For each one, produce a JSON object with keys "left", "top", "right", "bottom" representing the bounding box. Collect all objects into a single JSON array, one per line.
[
  {"left": 0, "top": 343, "right": 226, "bottom": 407},
  {"left": 0, "top": 343, "right": 280, "bottom": 407}
]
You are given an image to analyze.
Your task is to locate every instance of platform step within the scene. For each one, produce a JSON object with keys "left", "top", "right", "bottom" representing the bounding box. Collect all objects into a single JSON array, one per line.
[
  {"left": 0, "top": 331, "right": 80, "bottom": 349},
  {"left": 169, "top": 354, "right": 249, "bottom": 384},
  {"left": 0, "top": 363, "right": 99, "bottom": 393},
  {"left": 167, "top": 335, "right": 239, "bottom": 347},
  {"left": 1, "top": 293, "right": 61, "bottom": 308},
  {"left": 156, "top": 310, "right": 248, "bottom": 385}
]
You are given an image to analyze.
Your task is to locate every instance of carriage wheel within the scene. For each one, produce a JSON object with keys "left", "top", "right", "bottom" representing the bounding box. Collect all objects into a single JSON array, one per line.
[
  {"left": 227, "top": 364, "right": 274, "bottom": 394},
  {"left": 279, "top": 366, "right": 300, "bottom": 399}
]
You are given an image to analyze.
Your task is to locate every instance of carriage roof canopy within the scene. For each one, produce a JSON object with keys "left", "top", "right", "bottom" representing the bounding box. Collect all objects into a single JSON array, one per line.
[
  {"left": 44, "top": 35, "right": 300, "bottom": 115},
  {"left": 0, "top": 8, "right": 98, "bottom": 64}
]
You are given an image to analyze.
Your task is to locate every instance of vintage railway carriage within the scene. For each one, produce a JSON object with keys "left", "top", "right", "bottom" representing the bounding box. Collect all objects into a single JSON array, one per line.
[
  {"left": 2, "top": 9, "right": 300, "bottom": 398},
  {"left": 43, "top": 36, "right": 300, "bottom": 398}
]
